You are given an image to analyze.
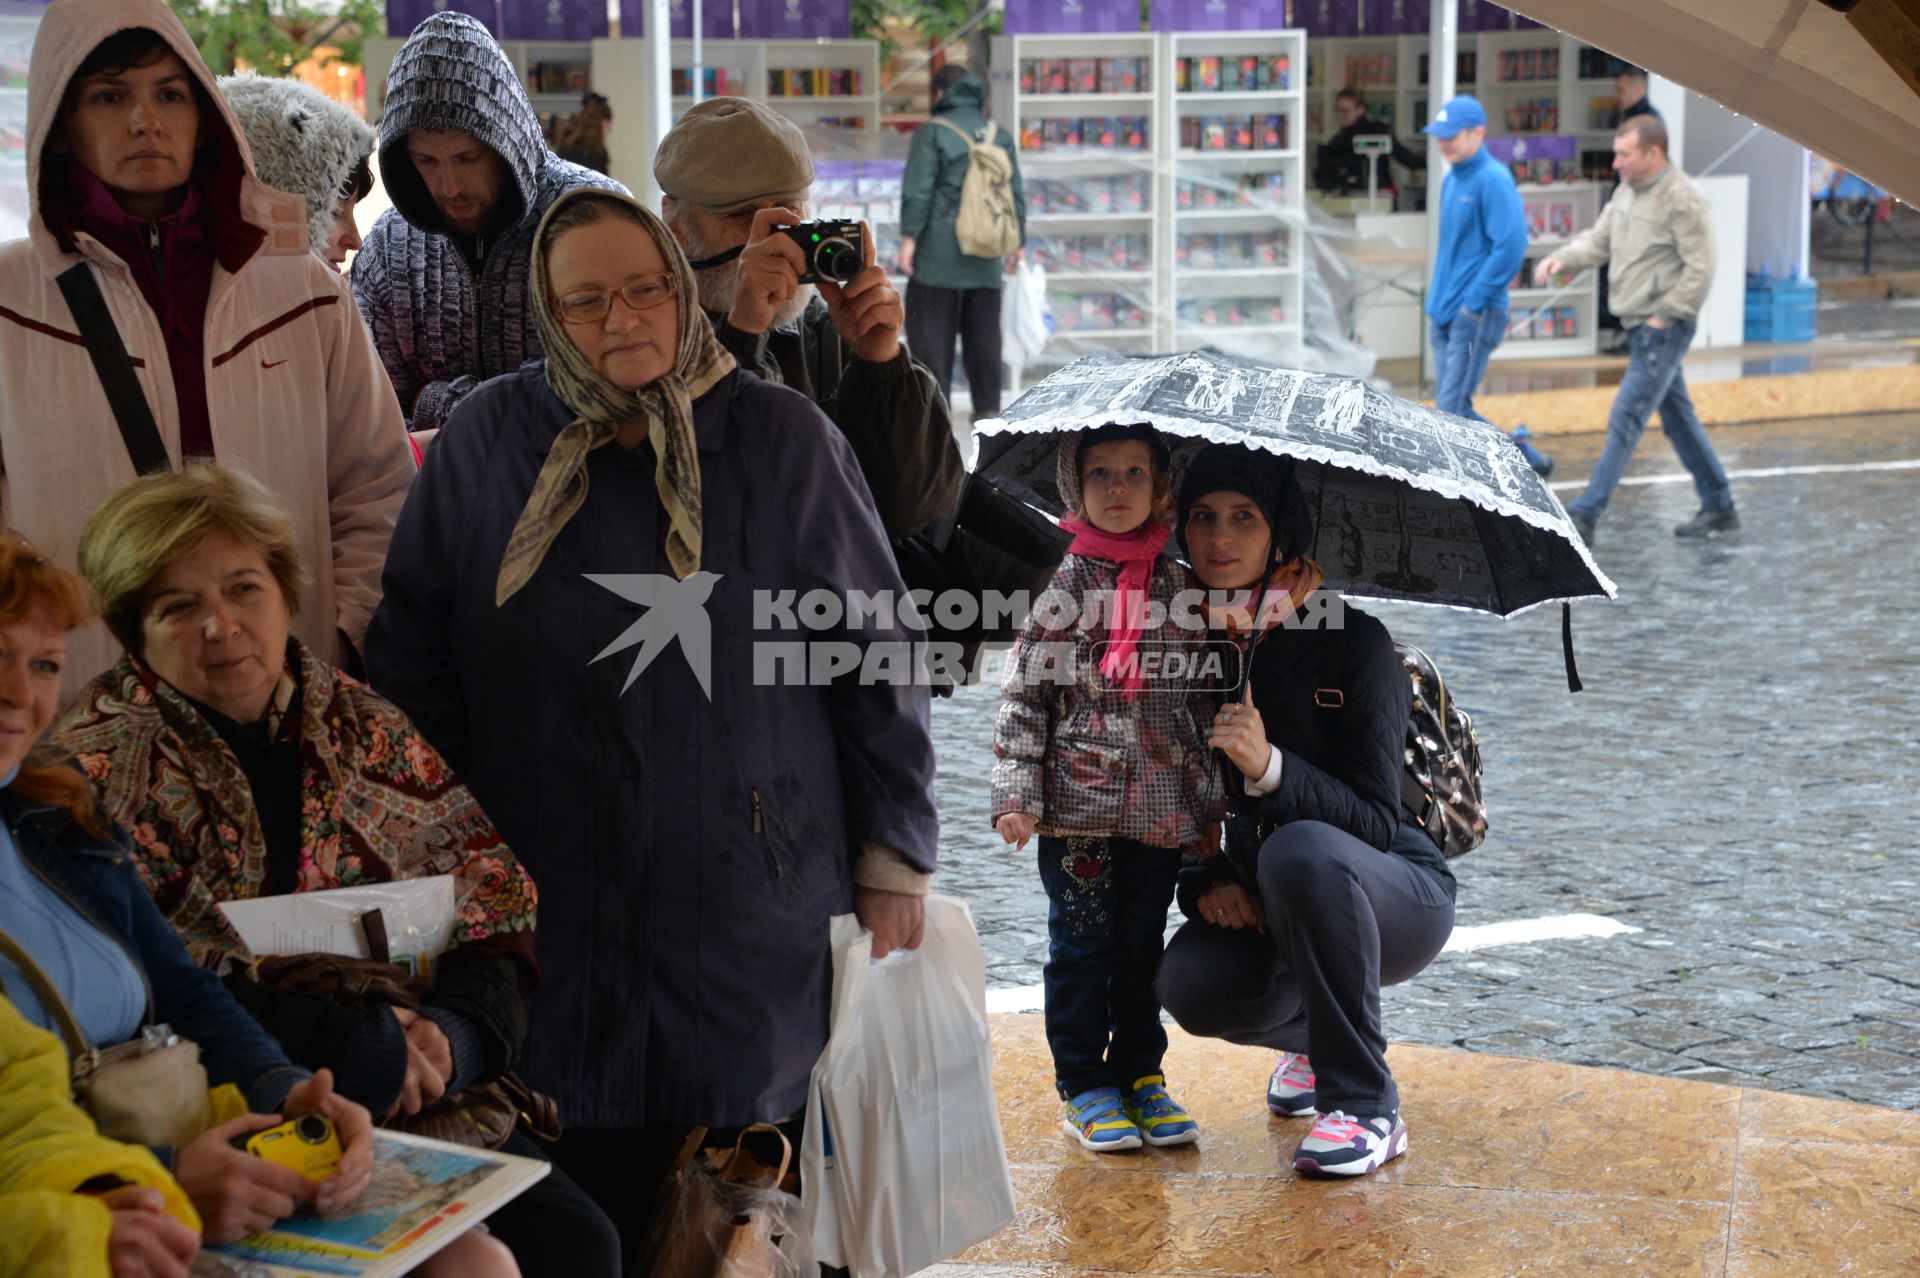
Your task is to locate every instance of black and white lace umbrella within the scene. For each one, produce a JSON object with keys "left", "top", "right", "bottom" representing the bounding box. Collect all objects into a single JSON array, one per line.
[{"left": 975, "top": 350, "right": 1615, "bottom": 620}]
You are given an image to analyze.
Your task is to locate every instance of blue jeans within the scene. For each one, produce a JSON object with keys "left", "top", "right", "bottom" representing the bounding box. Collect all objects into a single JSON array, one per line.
[
  {"left": 1570, "top": 319, "right": 1733, "bottom": 521},
  {"left": 1037, "top": 836, "right": 1182, "bottom": 1099},
  {"left": 1430, "top": 305, "right": 1509, "bottom": 424}
]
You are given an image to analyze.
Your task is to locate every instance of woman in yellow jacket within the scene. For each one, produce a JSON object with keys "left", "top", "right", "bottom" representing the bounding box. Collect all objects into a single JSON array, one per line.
[{"left": 0, "top": 995, "right": 199, "bottom": 1278}]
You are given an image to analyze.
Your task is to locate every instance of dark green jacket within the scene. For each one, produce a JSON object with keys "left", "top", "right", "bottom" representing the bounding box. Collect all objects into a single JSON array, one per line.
[{"left": 901, "top": 76, "right": 1026, "bottom": 290}]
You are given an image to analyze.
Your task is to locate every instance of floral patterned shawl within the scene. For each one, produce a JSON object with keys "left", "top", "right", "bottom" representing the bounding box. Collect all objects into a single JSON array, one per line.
[{"left": 53, "top": 641, "right": 537, "bottom": 977}]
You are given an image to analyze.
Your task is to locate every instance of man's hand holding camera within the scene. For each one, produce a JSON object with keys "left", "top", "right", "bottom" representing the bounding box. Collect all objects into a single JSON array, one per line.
[
  {"left": 818, "top": 221, "right": 903, "bottom": 364},
  {"left": 729, "top": 209, "right": 902, "bottom": 364},
  {"left": 728, "top": 206, "right": 809, "bottom": 337}
]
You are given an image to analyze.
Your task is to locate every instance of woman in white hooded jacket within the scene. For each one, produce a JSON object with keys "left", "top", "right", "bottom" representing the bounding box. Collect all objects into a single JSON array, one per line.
[{"left": 0, "top": 0, "right": 414, "bottom": 698}]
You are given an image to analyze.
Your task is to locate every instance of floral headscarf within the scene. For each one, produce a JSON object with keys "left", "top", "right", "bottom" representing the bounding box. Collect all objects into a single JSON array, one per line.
[{"left": 495, "top": 188, "right": 736, "bottom": 604}]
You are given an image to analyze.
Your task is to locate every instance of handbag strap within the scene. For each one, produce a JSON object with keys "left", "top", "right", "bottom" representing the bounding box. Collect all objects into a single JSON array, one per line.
[
  {"left": 0, "top": 923, "right": 94, "bottom": 1063},
  {"left": 54, "top": 264, "right": 171, "bottom": 476}
]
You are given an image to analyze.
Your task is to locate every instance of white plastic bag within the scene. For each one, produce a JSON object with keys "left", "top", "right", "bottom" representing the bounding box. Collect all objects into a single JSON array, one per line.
[
  {"left": 1000, "top": 259, "right": 1053, "bottom": 365},
  {"left": 801, "top": 895, "right": 1015, "bottom": 1277}
]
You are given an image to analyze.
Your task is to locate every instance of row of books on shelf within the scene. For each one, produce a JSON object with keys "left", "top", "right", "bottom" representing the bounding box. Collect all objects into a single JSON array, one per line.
[
  {"left": 1415, "top": 52, "right": 1478, "bottom": 86},
  {"left": 766, "top": 67, "right": 863, "bottom": 97},
  {"left": 1018, "top": 116, "right": 1151, "bottom": 152},
  {"left": 1495, "top": 47, "right": 1560, "bottom": 83},
  {"left": 1339, "top": 55, "right": 1394, "bottom": 88},
  {"left": 526, "top": 61, "right": 590, "bottom": 94},
  {"left": 1507, "top": 305, "right": 1579, "bottom": 340},
  {"left": 1176, "top": 297, "right": 1288, "bottom": 326},
  {"left": 1052, "top": 292, "right": 1150, "bottom": 332},
  {"left": 1523, "top": 204, "right": 1579, "bottom": 239},
  {"left": 1173, "top": 55, "right": 1292, "bottom": 94},
  {"left": 1030, "top": 234, "right": 1151, "bottom": 272},
  {"left": 1020, "top": 57, "right": 1149, "bottom": 95},
  {"left": 671, "top": 67, "right": 744, "bottom": 96},
  {"left": 1177, "top": 113, "right": 1292, "bottom": 153},
  {"left": 1505, "top": 156, "right": 1585, "bottom": 183},
  {"left": 1576, "top": 48, "right": 1632, "bottom": 79},
  {"left": 1177, "top": 230, "right": 1288, "bottom": 269},
  {"left": 1028, "top": 174, "right": 1151, "bottom": 214},
  {"left": 1501, "top": 97, "right": 1559, "bottom": 132},
  {"left": 1176, "top": 172, "right": 1289, "bottom": 208}
]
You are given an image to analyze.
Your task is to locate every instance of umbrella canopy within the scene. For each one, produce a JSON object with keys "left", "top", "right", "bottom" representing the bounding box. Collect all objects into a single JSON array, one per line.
[
  {"left": 1501, "top": 0, "right": 1920, "bottom": 209},
  {"left": 974, "top": 350, "right": 1616, "bottom": 619}
]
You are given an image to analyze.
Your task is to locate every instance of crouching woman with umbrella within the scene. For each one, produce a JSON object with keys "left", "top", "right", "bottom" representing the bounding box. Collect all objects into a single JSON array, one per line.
[{"left": 1154, "top": 444, "right": 1456, "bottom": 1178}]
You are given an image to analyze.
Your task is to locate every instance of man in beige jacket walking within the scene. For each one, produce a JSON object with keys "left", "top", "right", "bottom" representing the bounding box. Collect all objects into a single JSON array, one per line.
[{"left": 1538, "top": 115, "right": 1736, "bottom": 544}]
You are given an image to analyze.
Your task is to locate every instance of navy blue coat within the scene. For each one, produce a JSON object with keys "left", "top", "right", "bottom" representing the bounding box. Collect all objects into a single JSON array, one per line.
[
  {"left": 366, "top": 363, "right": 939, "bottom": 1128},
  {"left": 0, "top": 789, "right": 307, "bottom": 1112}
]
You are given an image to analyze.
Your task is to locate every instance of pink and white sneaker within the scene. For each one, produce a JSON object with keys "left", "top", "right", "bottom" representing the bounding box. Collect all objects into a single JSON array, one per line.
[
  {"left": 1266, "top": 1052, "right": 1317, "bottom": 1117},
  {"left": 1292, "top": 1110, "right": 1407, "bottom": 1177}
]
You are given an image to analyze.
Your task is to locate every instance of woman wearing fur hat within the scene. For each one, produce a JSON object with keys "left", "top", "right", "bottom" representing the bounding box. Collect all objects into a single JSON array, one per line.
[
  {"left": 1154, "top": 443, "right": 1457, "bottom": 1179},
  {"left": 219, "top": 72, "right": 375, "bottom": 272}
]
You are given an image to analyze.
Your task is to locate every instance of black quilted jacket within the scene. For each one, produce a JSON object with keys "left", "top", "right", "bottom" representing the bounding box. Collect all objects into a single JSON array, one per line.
[{"left": 1175, "top": 602, "right": 1453, "bottom": 917}]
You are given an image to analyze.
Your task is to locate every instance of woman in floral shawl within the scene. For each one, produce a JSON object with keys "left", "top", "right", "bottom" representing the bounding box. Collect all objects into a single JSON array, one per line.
[{"left": 53, "top": 464, "right": 622, "bottom": 1278}]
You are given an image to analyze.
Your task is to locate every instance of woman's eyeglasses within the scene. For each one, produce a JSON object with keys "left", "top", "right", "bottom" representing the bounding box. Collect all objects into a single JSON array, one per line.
[{"left": 555, "top": 273, "right": 675, "bottom": 324}]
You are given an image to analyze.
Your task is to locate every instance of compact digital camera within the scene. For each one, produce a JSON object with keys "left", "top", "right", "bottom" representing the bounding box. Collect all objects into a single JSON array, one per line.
[
  {"left": 232, "top": 1113, "right": 343, "bottom": 1180},
  {"left": 776, "top": 220, "right": 864, "bottom": 284}
]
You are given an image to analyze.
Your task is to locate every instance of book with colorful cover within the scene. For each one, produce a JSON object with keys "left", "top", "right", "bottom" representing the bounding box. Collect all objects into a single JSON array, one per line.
[{"left": 192, "top": 1130, "right": 549, "bottom": 1277}]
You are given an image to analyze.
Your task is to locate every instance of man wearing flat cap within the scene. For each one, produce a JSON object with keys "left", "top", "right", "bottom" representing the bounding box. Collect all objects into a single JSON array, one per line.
[{"left": 656, "top": 97, "right": 962, "bottom": 538}]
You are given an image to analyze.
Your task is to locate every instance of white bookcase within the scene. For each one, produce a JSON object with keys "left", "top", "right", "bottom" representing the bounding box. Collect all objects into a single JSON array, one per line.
[
  {"left": 990, "top": 29, "right": 1307, "bottom": 394},
  {"left": 593, "top": 38, "right": 881, "bottom": 207},
  {"left": 990, "top": 31, "right": 1163, "bottom": 392},
  {"left": 1503, "top": 178, "right": 1602, "bottom": 359},
  {"left": 1163, "top": 28, "right": 1306, "bottom": 363}
]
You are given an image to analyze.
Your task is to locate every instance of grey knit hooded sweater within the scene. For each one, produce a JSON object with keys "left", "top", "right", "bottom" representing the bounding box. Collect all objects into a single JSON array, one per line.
[
  {"left": 219, "top": 73, "right": 375, "bottom": 254},
  {"left": 350, "top": 12, "right": 626, "bottom": 430}
]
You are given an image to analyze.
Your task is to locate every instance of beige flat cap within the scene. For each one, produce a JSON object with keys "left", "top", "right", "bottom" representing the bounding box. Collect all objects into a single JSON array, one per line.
[{"left": 654, "top": 97, "right": 815, "bottom": 212}]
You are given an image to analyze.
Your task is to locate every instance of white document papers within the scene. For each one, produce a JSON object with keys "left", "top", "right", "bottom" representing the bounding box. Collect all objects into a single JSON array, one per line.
[{"left": 218, "top": 877, "right": 458, "bottom": 968}]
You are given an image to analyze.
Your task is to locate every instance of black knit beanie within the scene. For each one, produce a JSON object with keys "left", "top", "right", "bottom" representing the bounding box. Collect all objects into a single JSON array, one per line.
[{"left": 1176, "top": 444, "right": 1315, "bottom": 564}]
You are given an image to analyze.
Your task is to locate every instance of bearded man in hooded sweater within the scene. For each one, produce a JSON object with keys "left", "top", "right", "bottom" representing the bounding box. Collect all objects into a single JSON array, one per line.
[{"left": 350, "top": 12, "right": 627, "bottom": 439}]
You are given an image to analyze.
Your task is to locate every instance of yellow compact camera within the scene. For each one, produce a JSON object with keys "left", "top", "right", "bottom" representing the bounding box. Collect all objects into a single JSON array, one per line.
[{"left": 232, "top": 1113, "right": 343, "bottom": 1180}]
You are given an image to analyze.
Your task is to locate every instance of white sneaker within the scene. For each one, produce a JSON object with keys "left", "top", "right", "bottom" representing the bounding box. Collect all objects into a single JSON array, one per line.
[
  {"left": 1292, "top": 1110, "right": 1407, "bottom": 1177},
  {"left": 1266, "top": 1052, "right": 1316, "bottom": 1117}
]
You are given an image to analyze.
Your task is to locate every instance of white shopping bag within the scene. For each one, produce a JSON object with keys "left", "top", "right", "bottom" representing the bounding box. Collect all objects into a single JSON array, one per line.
[
  {"left": 1000, "top": 259, "right": 1053, "bottom": 365},
  {"left": 800, "top": 895, "right": 1016, "bottom": 1278}
]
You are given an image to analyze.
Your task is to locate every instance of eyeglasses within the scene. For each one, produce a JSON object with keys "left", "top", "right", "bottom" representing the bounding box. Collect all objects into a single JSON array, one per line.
[{"left": 554, "top": 273, "right": 675, "bottom": 324}]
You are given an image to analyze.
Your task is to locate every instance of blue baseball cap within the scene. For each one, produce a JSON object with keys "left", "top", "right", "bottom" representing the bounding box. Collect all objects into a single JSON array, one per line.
[{"left": 1422, "top": 95, "right": 1487, "bottom": 138}]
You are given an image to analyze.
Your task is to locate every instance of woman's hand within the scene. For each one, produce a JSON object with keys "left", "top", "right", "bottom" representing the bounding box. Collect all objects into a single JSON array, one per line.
[
  {"left": 1196, "top": 883, "right": 1265, "bottom": 932},
  {"left": 101, "top": 1185, "right": 198, "bottom": 1278},
  {"left": 995, "top": 812, "right": 1038, "bottom": 849},
  {"left": 1208, "top": 695, "right": 1273, "bottom": 781},
  {"left": 281, "top": 1069, "right": 376, "bottom": 1217},
  {"left": 174, "top": 1113, "right": 320, "bottom": 1243},
  {"left": 389, "top": 1008, "right": 452, "bottom": 1118}
]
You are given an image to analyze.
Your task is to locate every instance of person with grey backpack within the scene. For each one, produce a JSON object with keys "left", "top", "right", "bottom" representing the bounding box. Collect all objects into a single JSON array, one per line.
[{"left": 901, "top": 65, "right": 1027, "bottom": 421}]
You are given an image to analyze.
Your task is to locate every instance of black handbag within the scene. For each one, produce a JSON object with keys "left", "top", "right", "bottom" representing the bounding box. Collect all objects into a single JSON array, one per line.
[{"left": 894, "top": 473, "right": 1071, "bottom": 693}]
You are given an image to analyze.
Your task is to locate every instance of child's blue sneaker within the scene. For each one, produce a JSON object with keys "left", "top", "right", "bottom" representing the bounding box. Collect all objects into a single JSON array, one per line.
[
  {"left": 1061, "top": 1086, "right": 1143, "bottom": 1152},
  {"left": 1124, "top": 1074, "right": 1200, "bottom": 1147}
]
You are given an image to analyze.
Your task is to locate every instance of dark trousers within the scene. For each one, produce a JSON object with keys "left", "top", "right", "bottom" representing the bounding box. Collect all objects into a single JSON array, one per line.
[
  {"left": 1037, "top": 835, "right": 1183, "bottom": 1099},
  {"left": 1155, "top": 822, "right": 1454, "bottom": 1116},
  {"left": 481, "top": 1127, "right": 624, "bottom": 1278},
  {"left": 1567, "top": 318, "right": 1733, "bottom": 522},
  {"left": 905, "top": 279, "right": 1004, "bottom": 418}
]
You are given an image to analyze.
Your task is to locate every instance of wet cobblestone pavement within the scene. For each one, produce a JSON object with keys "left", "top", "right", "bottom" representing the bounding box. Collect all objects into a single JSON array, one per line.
[{"left": 930, "top": 411, "right": 1920, "bottom": 1112}]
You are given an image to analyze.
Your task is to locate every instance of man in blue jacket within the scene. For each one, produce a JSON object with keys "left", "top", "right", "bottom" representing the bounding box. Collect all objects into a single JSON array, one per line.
[{"left": 1422, "top": 96, "right": 1551, "bottom": 476}]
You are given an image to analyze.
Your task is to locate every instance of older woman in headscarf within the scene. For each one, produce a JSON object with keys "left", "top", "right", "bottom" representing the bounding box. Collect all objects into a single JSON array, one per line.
[
  {"left": 52, "top": 466, "right": 619, "bottom": 1278},
  {"left": 365, "top": 188, "right": 939, "bottom": 1261}
]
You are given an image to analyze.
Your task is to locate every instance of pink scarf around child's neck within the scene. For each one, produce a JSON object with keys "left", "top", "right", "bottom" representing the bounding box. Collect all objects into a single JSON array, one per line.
[{"left": 1060, "top": 515, "right": 1171, "bottom": 695}]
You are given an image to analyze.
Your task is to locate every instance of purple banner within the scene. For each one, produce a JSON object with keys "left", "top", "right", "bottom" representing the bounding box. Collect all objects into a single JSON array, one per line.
[
  {"left": 1149, "top": 0, "right": 1288, "bottom": 31},
  {"left": 1359, "top": 0, "right": 1424, "bottom": 35},
  {"left": 1286, "top": 0, "right": 1356, "bottom": 37},
  {"left": 503, "top": 0, "right": 607, "bottom": 40},
  {"left": 386, "top": 0, "right": 500, "bottom": 37},
  {"left": 1483, "top": 134, "right": 1576, "bottom": 164},
  {"left": 737, "top": 0, "right": 851, "bottom": 39},
  {"left": 618, "top": 0, "right": 734, "bottom": 39},
  {"left": 1005, "top": 0, "right": 1139, "bottom": 33},
  {"left": 1457, "top": 0, "right": 1516, "bottom": 33}
]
